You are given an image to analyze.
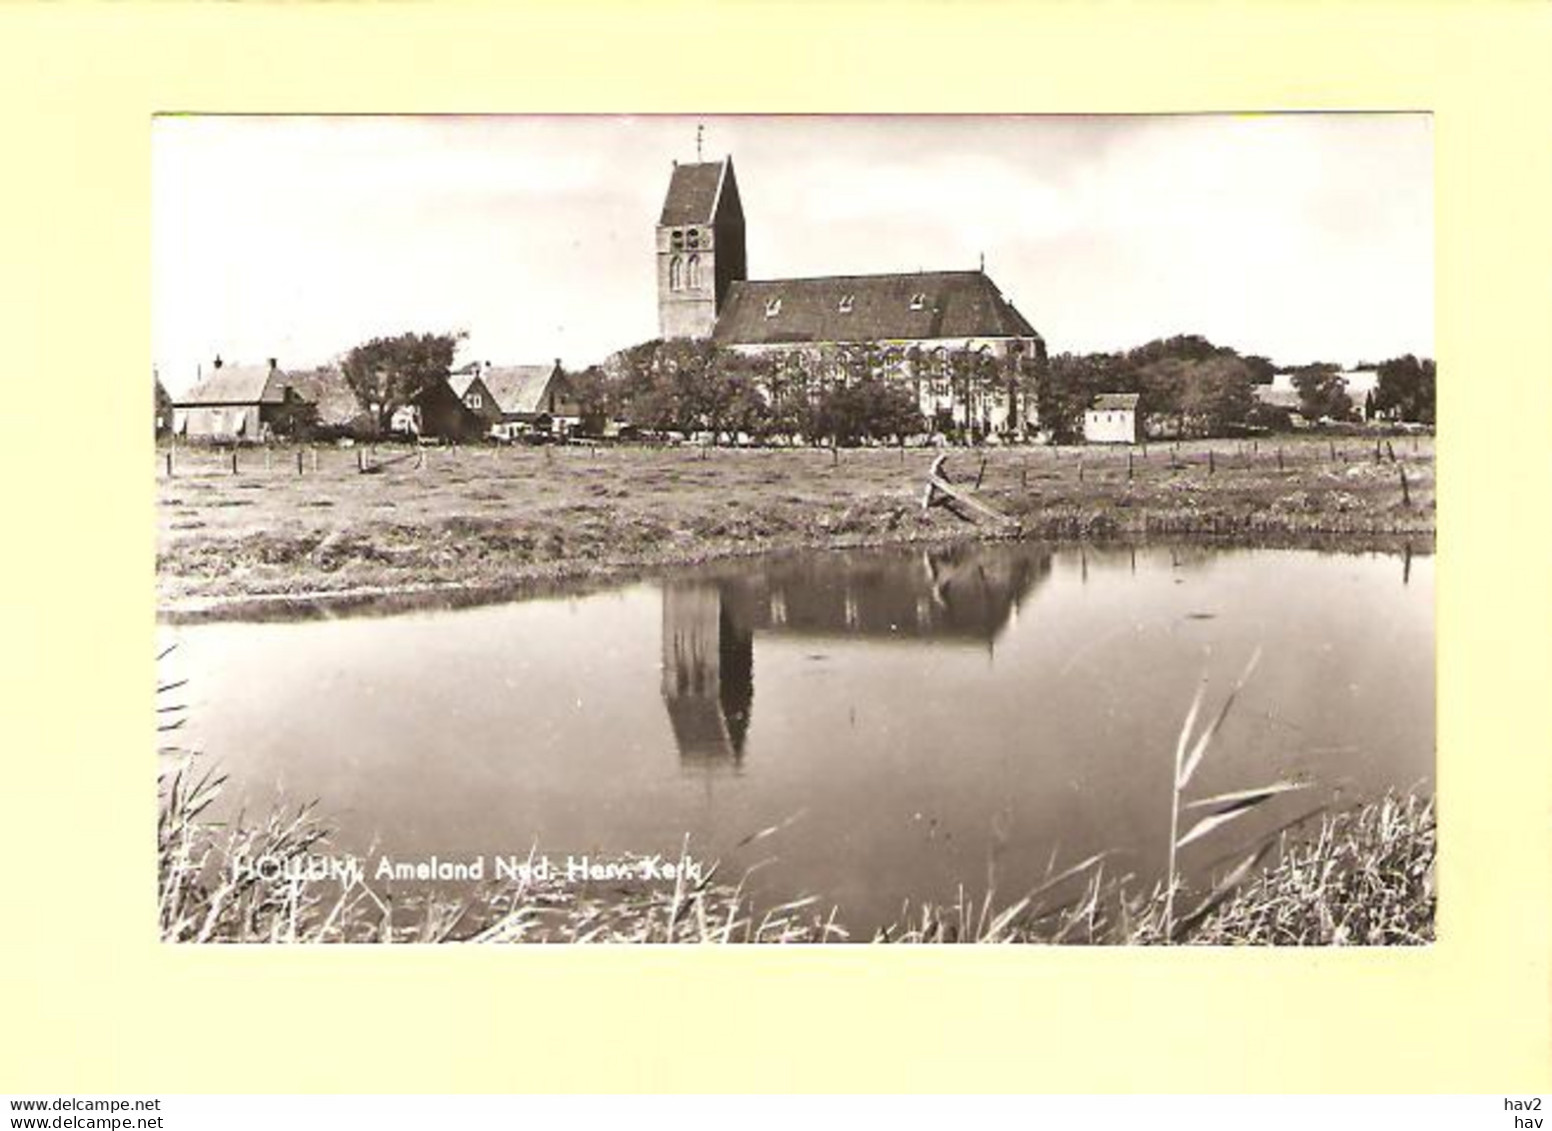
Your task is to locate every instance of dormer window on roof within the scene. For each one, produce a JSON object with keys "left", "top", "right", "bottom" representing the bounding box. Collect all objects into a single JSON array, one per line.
[
  {"left": 909, "top": 293, "right": 927, "bottom": 311},
  {"left": 838, "top": 295, "right": 855, "bottom": 314},
  {"left": 764, "top": 297, "right": 782, "bottom": 318}
]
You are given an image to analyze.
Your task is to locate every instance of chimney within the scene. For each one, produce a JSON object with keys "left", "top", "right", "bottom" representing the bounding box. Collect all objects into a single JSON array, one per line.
[
  {"left": 213, "top": 355, "right": 223, "bottom": 370},
  {"left": 267, "top": 357, "right": 278, "bottom": 371}
]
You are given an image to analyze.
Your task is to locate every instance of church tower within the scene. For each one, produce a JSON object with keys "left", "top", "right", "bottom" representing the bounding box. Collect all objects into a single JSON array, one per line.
[{"left": 656, "top": 156, "right": 746, "bottom": 340}]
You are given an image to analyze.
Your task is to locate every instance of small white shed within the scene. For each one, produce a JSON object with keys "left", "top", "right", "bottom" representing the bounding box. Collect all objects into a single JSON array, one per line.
[{"left": 1084, "top": 393, "right": 1140, "bottom": 444}]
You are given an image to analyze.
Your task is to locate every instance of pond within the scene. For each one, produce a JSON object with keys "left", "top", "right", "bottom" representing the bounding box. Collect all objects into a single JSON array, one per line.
[{"left": 161, "top": 541, "right": 1434, "bottom": 935}]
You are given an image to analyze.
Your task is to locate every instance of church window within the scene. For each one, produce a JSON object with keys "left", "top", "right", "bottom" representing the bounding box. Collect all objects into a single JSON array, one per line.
[
  {"left": 669, "top": 256, "right": 683, "bottom": 290},
  {"left": 838, "top": 295, "right": 854, "bottom": 314},
  {"left": 671, "top": 229, "right": 685, "bottom": 251},
  {"left": 909, "top": 293, "right": 927, "bottom": 311},
  {"left": 764, "top": 297, "right": 782, "bottom": 318},
  {"left": 687, "top": 228, "right": 701, "bottom": 249},
  {"left": 687, "top": 254, "right": 701, "bottom": 289}
]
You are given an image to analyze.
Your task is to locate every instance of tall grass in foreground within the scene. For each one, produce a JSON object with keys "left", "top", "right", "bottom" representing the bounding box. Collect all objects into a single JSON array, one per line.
[
  {"left": 1163, "top": 648, "right": 1309, "bottom": 939},
  {"left": 156, "top": 768, "right": 1434, "bottom": 944}
]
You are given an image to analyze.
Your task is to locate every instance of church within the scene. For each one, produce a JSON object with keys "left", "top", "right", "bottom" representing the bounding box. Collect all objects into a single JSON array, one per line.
[{"left": 655, "top": 155, "right": 1046, "bottom": 437}]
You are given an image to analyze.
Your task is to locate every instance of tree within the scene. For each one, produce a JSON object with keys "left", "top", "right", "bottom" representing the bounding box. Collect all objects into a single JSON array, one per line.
[
  {"left": 1135, "top": 356, "right": 1190, "bottom": 427},
  {"left": 1006, "top": 339, "right": 1046, "bottom": 439},
  {"left": 1290, "top": 364, "right": 1353, "bottom": 423},
  {"left": 1241, "top": 354, "right": 1277, "bottom": 385},
  {"left": 340, "top": 330, "right": 466, "bottom": 435},
  {"left": 1039, "top": 352, "right": 1114, "bottom": 442},
  {"left": 1374, "top": 355, "right": 1436, "bottom": 424},
  {"left": 939, "top": 347, "right": 1005, "bottom": 442},
  {"left": 604, "top": 338, "right": 759, "bottom": 442},
  {"left": 1178, "top": 355, "right": 1254, "bottom": 436},
  {"left": 567, "top": 365, "right": 613, "bottom": 436}
]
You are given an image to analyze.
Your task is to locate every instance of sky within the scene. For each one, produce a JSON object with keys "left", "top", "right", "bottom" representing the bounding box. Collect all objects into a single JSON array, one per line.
[{"left": 153, "top": 114, "right": 1432, "bottom": 395}]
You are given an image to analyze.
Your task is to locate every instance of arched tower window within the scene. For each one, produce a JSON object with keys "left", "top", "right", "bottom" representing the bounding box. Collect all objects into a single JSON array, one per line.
[
  {"left": 686, "top": 254, "right": 701, "bottom": 289},
  {"left": 669, "top": 255, "right": 683, "bottom": 291}
]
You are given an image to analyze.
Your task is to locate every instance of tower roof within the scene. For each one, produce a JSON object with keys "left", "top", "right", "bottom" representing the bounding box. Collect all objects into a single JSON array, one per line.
[
  {"left": 658, "top": 159, "right": 733, "bottom": 226},
  {"left": 712, "top": 270, "right": 1039, "bottom": 347}
]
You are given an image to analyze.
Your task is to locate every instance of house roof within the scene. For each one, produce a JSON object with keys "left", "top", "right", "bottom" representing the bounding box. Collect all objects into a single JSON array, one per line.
[
  {"left": 1090, "top": 393, "right": 1140, "bottom": 412},
  {"left": 1253, "top": 386, "right": 1302, "bottom": 411},
  {"left": 447, "top": 373, "right": 482, "bottom": 399},
  {"left": 658, "top": 160, "right": 729, "bottom": 227},
  {"left": 283, "top": 366, "right": 368, "bottom": 427},
  {"left": 480, "top": 364, "right": 559, "bottom": 415},
  {"left": 712, "top": 271, "right": 1039, "bottom": 347},
  {"left": 174, "top": 364, "right": 291, "bottom": 407}
]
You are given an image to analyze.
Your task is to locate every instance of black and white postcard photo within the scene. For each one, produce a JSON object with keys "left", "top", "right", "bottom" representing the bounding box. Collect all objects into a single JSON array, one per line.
[{"left": 154, "top": 114, "right": 1434, "bottom": 945}]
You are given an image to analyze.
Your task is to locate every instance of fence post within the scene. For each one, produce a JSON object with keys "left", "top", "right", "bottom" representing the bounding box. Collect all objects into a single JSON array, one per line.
[
  {"left": 1400, "top": 466, "right": 1410, "bottom": 507},
  {"left": 1329, "top": 440, "right": 1336, "bottom": 461},
  {"left": 1127, "top": 451, "right": 1134, "bottom": 481},
  {"left": 231, "top": 449, "right": 238, "bottom": 476},
  {"left": 1208, "top": 449, "right": 1215, "bottom": 475},
  {"left": 297, "top": 448, "right": 304, "bottom": 475},
  {"left": 164, "top": 451, "right": 172, "bottom": 478},
  {"left": 1277, "top": 447, "right": 1284, "bottom": 471}
]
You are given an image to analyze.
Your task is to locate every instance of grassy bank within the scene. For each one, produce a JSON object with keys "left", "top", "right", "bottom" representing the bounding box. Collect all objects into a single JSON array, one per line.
[
  {"left": 158, "top": 759, "right": 1434, "bottom": 945},
  {"left": 156, "top": 435, "right": 1434, "bottom": 611}
]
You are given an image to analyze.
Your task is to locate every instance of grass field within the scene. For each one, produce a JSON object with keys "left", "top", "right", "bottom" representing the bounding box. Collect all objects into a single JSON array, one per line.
[{"left": 156, "top": 434, "right": 1434, "bottom": 611}]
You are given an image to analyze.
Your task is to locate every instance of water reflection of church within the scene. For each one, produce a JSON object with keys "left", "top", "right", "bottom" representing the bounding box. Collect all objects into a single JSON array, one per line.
[{"left": 660, "top": 545, "right": 1052, "bottom": 769}]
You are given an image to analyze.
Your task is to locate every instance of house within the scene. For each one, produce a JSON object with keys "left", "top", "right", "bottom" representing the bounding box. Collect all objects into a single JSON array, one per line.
[
  {"left": 1340, "top": 369, "right": 1380, "bottom": 421},
  {"left": 655, "top": 156, "right": 1045, "bottom": 438},
  {"left": 154, "top": 373, "right": 172, "bottom": 436},
  {"left": 1251, "top": 383, "right": 1308, "bottom": 428},
  {"left": 170, "top": 358, "right": 311, "bottom": 443},
  {"left": 447, "top": 365, "right": 505, "bottom": 433},
  {"left": 477, "top": 362, "right": 580, "bottom": 440},
  {"left": 1260, "top": 368, "right": 1380, "bottom": 424},
  {"left": 388, "top": 380, "right": 485, "bottom": 441},
  {"left": 283, "top": 366, "right": 375, "bottom": 437},
  {"left": 1084, "top": 393, "right": 1140, "bottom": 444}
]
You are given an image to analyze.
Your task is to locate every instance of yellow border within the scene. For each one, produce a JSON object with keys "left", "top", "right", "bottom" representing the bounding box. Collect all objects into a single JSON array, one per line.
[{"left": 2, "top": 1, "right": 1548, "bottom": 1094}]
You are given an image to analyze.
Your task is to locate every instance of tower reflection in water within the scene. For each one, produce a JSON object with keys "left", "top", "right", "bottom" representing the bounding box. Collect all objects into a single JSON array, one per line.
[{"left": 659, "top": 544, "right": 1053, "bottom": 771}]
